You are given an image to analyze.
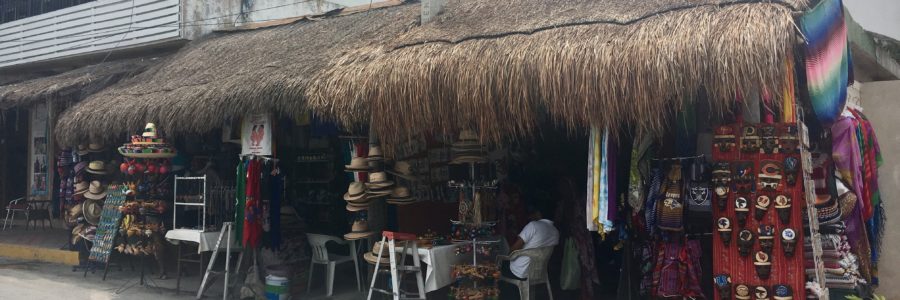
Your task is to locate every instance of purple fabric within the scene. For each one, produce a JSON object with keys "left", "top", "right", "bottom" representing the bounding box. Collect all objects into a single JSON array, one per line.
[
  {"left": 607, "top": 137, "right": 618, "bottom": 221},
  {"left": 832, "top": 116, "right": 866, "bottom": 251}
]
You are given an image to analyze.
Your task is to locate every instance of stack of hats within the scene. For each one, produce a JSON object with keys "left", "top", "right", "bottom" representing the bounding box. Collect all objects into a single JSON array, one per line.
[
  {"left": 386, "top": 186, "right": 416, "bottom": 205},
  {"left": 345, "top": 157, "right": 371, "bottom": 173},
  {"left": 344, "top": 182, "right": 371, "bottom": 211},
  {"left": 82, "top": 181, "right": 107, "bottom": 225},
  {"left": 450, "top": 130, "right": 486, "bottom": 164},
  {"left": 365, "top": 172, "right": 394, "bottom": 198},
  {"left": 118, "top": 123, "right": 177, "bottom": 158},
  {"left": 76, "top": 143, "right": 105, "bottom": 156},
  {"left": 363, "top": 241, "right": 401, "bottom": 265}
]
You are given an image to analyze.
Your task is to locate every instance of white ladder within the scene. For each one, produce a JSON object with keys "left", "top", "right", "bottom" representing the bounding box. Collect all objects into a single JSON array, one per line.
[
  {"left": 197, "top": 222, "right": 244, "bottom": 300},
  {"left": 798, "top": 120, "right": 829, "bottom": 299},
  {"left": 367, "top": 231, "right": 426, "bottom": 300}
]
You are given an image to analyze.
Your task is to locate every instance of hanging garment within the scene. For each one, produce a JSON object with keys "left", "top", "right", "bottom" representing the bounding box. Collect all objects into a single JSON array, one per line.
[
  {"left": 243, "top": 159, "right": 264, "bottom": 248},
  {"left": 645, "top": 168, "right": 664, "bottom": 237},
  {"left": 652, "top": 240, "right": 705, "bottom": 298},
  {"left": 586, "top": 129, "right": 599, "bottom": 231},
  {"left": 657, "top": 164, "right": 685, "bottom": 232},
  {"left": 799, "top": 0, "right": 850, "bottom": 125},
  {"left": 607, "top": 136, "right": 618, "bottom": 223},
  {"left": 234, "top": 160, "right": 247, "bottom": 244},
  {"left": 269, "top": 166, "right": 283, "bottom": 250}
]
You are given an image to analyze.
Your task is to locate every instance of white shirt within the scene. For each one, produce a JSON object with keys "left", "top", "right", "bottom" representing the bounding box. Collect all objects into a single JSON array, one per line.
[{"left": 511, "top": 219, "right": 559, "bottom": 278}]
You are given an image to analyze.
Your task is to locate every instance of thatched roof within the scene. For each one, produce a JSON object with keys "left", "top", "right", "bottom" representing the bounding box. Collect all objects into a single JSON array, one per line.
[
  {"left": 308, "top": 0, "right": 809, "bottom": 146},
  {"left": 0, "top": 58, "right": 157, "bottom": 110},
  {"left": 55, "top": 2, "right": 418, "bottom": 146}
]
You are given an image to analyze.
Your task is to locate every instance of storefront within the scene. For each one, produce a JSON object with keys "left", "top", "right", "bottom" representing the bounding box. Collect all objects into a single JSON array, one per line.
[{"left": 37, "top": 0, "right": 884, "bottom": 299}]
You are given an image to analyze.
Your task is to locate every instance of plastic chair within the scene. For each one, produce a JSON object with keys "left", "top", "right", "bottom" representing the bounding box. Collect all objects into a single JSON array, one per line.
[
  {"left": 497, "top": 246, "right": 555, "bottom": 300},
  {"left": 306, "top": 233, "right": 361, "bottom": 297},
  {"left": 3, "top": 197, "right": 26, "bottom": 230}
]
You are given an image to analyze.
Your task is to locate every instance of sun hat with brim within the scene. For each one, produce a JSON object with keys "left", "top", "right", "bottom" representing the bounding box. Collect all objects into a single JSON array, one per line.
[
  {"left": 346, "top": 204, "right": 370, "bottom": 212},
  {"left": 76, "top": 145, "right": 90, "bottom": 156},
  {"left": 387, "top": 199, "right": 417, "bottom": 205},
  {"left": 344, "top": 219, "right": 374, "bottom": 240},
  {"left": 367, "top": 145, "right": 385, "bottom": 161},
  {"left": 344, "top": 182, "right": 367, "bottom": 201},
  {"left": 387, "top": 187, "right": 414, "bottom": 201},
  {"left": 87, "top": 143, "right": 105, "bottom": 153},
  {"left": 82, "top": 199, "right": 103, "bottom": 225},
  {"left": 84, "top": 181, "right": 107, "bottom": 200},
  {"left": 86, "top": 161, "right": 108, "bottom": 175},
  {"left": 74, "top": 162, "right": 88, "bottom": 175},
  {"left": 73, "top": 181, "right": 89, "bottom": 195},
  {"left": 386, "top": 161, "right": 416, "bottom": 180},
  {"left": 366, "top": 187, "right": 392, "bottom": 197},
  {"left": 450, "top": 156, "right": 487, "bottom": 164},
  {"left": 344, "top": 157, "right": 371, "bottom": 172}
]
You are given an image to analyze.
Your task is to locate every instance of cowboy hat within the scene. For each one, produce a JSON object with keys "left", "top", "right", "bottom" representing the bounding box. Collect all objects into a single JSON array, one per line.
[
  {"left": 86, "top": 161, "right": 108, "bottom": 175},
  {"left": 367, "top": 145, "right": 384, "bottom": 161},
  {"left": 344, "top": 157, "right": 371, "bottom": 172},
  {"left": 343, "top": 182, "right": 368, "bottom": 201},
  {"left": 73, "top": 181, "right": 89, "bottom": 195},
  {"left": 386, "top": 161, "right": 417, "bottom": 180},
  {"left": 84, "top": 181, "right": 107, "bottom": 200},
  {"left": 82, "top": 199, "right": 103, "bottom": 225},
  {"left": 365, "top": 172, "right": 394, "bottom": 189}
]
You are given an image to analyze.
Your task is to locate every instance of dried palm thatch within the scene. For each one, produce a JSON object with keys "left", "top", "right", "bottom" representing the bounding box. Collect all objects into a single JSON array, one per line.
[
  {"left": 308, "top": 0, "right": 809, "bottom": 148},
  {"left": 0, "top": 58, "right": 156, "bottom": 109},
  {"left": 55, "top": 3, "right": 418, "bottom": 146}
]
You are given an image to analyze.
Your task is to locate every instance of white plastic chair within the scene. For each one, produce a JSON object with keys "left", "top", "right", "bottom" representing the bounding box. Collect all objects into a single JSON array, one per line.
[
  {"left": 497, "top": 246, "right": 555, "bottom": 300},
  {"left": 306, "top": 233, "right": 361, "bottom": 297},
  {"left": 3, "top": 198, "right": 26, "bottom": 230}
]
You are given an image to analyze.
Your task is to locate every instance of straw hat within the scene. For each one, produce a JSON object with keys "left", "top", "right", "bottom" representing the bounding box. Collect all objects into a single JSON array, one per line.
[
  {"left": 76, "top": 144, "right": 90, "bottom": 156},
  {"left": 86, "top": 161, "right": 108, "bottom": 175},
  {"left": 343, "top": 182, "right": 368, "bottom": 201},
  {"left": 344, "top": 157, "right": 371, "bottom": 172},
  {"left": 143, "top": 123, "right": 158, "bottom": 138},
  {"left": 346, "top": 203, "right": 369, "bottom": 212},
  {"left": 74, "top": 162, "right": 88, "bottom": 175},
  {"left": 343, "top": 219, "right": 374, "bottom": 240},
  {"left": 84, "top": 181, "right": 107, "bottom": 200},
  {"left": 73, "top": 181, "right": 89, "bottom": 195},
  {"left": 386, "top": 186, "right": 416, "bottom": 204},
  {"left": 365, "top": 172, "right": 394, "bottom": 189},
  {"left": 87, "top": 143, "right": 105, "bottom": 153},
  {"left": 387, "top": 161, "right": 416, "bottom": 180},
  {"left": 367, "top": 145, "right": 384, "bottom": 161},
  {"left": 452, "top": 130, "right": 480, "bottom": 147},
  {"left": 82, "top": 199, "right": 103, "bottom": 225}
]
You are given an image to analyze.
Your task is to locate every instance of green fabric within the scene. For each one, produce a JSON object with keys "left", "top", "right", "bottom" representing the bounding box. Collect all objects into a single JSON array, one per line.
[
  {"left": 235, "top": 161, "right": 246, "bottom": 245},
  {"left": 560, "top": 238, "right": 581, "bottom": 290}
]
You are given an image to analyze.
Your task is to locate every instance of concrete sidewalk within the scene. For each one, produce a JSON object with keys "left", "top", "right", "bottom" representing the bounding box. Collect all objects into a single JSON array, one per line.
[{"left": 0, "top": 219, "right": 79, "bottom": 265}]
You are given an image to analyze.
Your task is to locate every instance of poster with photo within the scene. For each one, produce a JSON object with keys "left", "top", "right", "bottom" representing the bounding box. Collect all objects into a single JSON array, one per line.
[
  {"left": 30, "top": 103, "right": 49, "bottom": 196},
  {"left": 241, "top": 114, "right": 273, "bottom": 156}
]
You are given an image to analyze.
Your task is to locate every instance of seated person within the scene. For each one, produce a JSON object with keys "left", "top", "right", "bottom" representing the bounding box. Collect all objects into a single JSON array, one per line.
[{"left": 503, "top": 203, "right": 559, "bottom": 280}]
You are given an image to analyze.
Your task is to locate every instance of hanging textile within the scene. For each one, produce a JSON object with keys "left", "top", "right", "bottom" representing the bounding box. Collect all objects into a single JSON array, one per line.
[
  {"left": 831, "top": 116, "right": 868, "bottom": 218},
  {"left": 586, "top": 129, "right": 599, "bottom": 231},
  {"left": 607, "top": 136, "right": 618, "bottom": 223},
  {"left": 234, "top": 160, "right": 247, "bottom": 244},
  {"left": 645, "top": 168, "right": 664, "bottom": 237},
  {"left": 269, "top": 166, "right": 283, "bottom": 250},
  {"left": 783, "top": 56, "right": 798, "bottom": 123},
  {"left": 585, "top": 128, "right": 614, "bottom": 235},
  {"left": 799, "top": 0, "right": 850, "bottom": 125},
  {"left": 243, "top": 159, "right": 263, "bottom": 248}
]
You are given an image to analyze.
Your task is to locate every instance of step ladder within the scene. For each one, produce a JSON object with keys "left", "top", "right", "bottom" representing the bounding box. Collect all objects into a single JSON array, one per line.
[
  {"left": 367, "top": 231, "right": 426, "bottom": 300},
  {"left": 197, "top": 222, "right": 244, "bottom": 300},
  {"left": 798, "top": 119, "right": 829, "bottom": 299}
]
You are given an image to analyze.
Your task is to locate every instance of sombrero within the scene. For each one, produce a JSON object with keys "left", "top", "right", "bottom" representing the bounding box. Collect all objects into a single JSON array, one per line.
[
  {"left": 84, "top": 181, "right": 107, "bottom": 200},
  {"left": 344, "top": 157, "right": 371, "bottom": 172},
  {"left": 82, "top": 198, "right": 103, "bottom": 225}
]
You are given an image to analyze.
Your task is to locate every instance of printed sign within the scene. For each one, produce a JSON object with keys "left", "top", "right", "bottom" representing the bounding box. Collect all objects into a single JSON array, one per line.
[{"left": 241, "top": 114, "right": 272, "bottom": 156}]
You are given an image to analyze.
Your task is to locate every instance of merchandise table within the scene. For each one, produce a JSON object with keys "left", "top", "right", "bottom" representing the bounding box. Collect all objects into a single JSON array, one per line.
[{"left": 409, "top": 238, "right": 509, "bottom": 292}]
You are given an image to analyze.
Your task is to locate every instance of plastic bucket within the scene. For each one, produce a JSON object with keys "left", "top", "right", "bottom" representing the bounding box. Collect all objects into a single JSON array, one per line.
[{"left": 265, "top": 275, "right": 290, "bottom": 300}]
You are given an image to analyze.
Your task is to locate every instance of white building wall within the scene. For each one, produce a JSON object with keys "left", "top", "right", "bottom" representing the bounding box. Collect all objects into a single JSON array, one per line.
[{"left": 844, "top": 0, "right": 900, "bottom": 40}]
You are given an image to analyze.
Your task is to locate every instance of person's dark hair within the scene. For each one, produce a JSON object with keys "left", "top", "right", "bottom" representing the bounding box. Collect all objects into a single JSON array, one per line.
[{"left": 525, "top": 197, "right": 554, "bottom": 219}]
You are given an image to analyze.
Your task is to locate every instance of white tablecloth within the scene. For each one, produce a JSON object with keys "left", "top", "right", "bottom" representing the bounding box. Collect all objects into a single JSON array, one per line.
[
  {"left": 413, "top": 244, "right": 469, "bottom": 292},
  {"left": 165, "top": 228, "right": 238, "bottom": 253}
]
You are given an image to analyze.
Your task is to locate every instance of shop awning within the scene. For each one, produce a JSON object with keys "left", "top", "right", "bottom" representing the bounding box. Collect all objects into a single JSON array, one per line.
[
  {"left": 54, "top": 1, "right": 415, "bottom": 146},
  {"left": 0, "top": 58, "right": 159, "bottom": 110},
  {"left": 306, "top": 0, "right": 809, "bottom": 147}
]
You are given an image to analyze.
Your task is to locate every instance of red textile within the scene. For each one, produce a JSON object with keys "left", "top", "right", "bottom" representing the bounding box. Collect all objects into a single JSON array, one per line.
[{"left": 243, "top": 159, "right": 263, "bottom": 248}]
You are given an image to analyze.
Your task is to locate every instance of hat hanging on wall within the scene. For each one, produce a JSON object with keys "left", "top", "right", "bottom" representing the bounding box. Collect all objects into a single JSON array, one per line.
[
  {"left": 86, "top": 161, "right": 108, "bottom": 175},
  {"left": 345, "top": 157, "right": 371, "bottom": 172}
]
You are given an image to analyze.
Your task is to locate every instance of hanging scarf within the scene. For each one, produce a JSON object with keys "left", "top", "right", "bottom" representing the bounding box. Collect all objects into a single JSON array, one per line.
[
  {"left": 243, "top": 159, "right": 263, "bottom": 248},
  {"left": 645, "top": 168, "right": 664, "bottom": 237},
  {"left": 234, "top": 160, "right": 247, "bottom": 244},
  {"left": 586, "top": 128, "right": 600, "bottom": 231},
  {"left": 799, "top": 0, "right": 850, "bottom": 125}
]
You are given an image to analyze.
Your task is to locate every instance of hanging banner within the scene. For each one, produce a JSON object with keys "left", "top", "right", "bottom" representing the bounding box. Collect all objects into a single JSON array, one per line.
[{"left": 241, "top": 114, "right": 272, "bottom": 156}]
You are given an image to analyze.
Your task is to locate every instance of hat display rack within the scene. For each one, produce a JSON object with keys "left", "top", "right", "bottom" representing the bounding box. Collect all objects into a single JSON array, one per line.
[
  {"left": 446, "top": 130, "right": 501, "bottom": 300},
  {"left": 62, "top": 138, "right": 114, "bottom": 273}
]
